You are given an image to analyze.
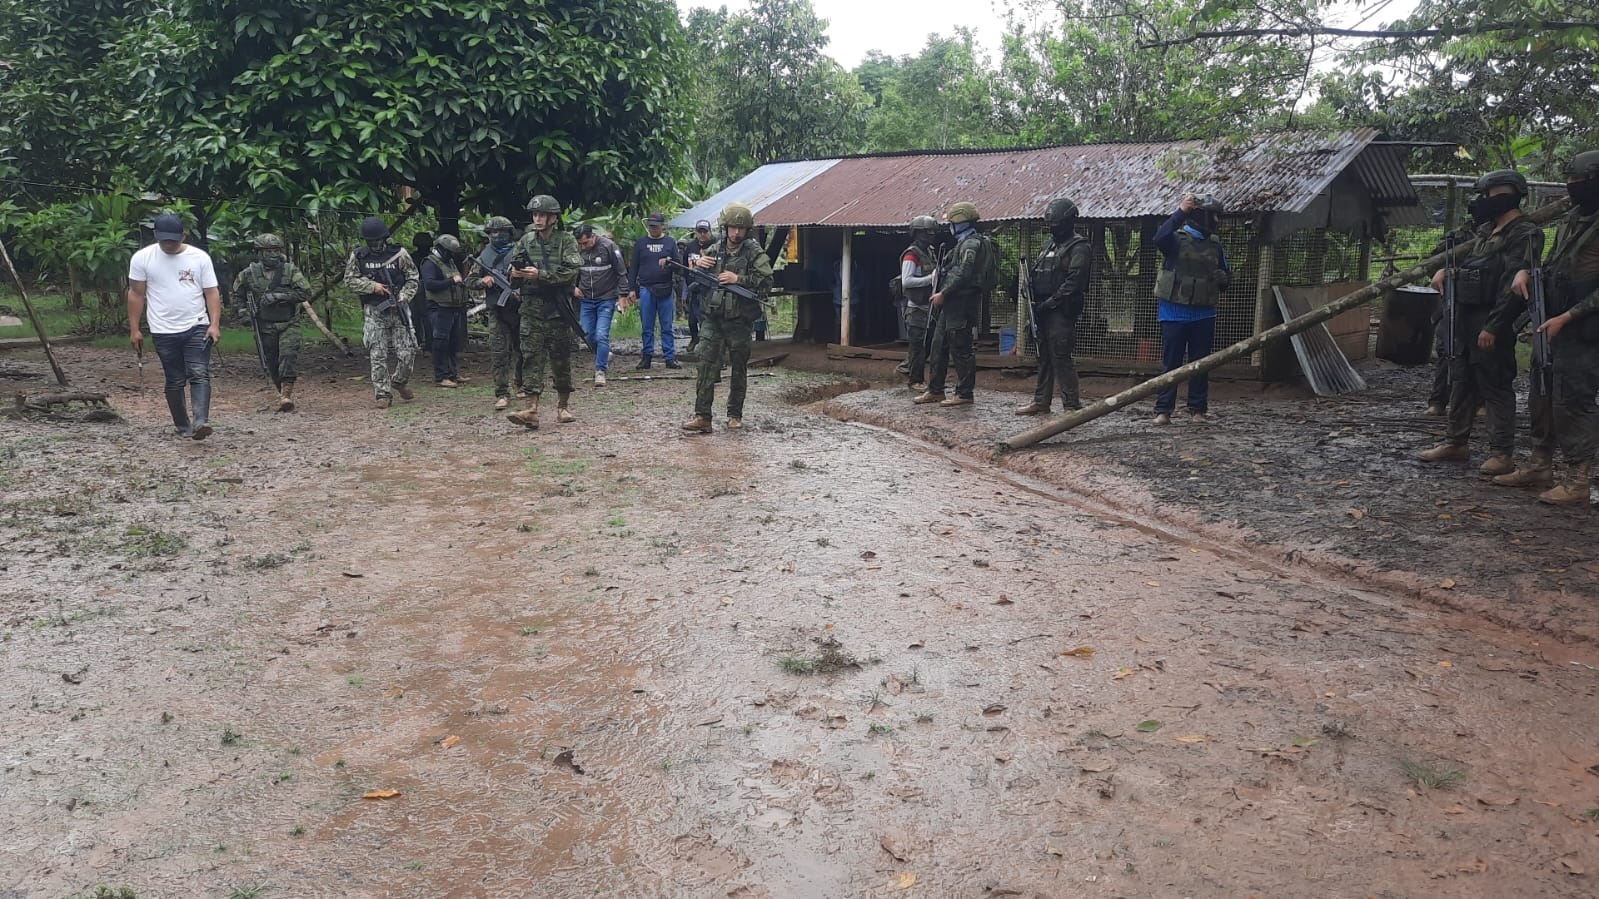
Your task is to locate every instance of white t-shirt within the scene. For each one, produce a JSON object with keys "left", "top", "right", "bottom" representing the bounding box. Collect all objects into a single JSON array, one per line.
[{"left": 129, "top": 243, "right": 219, "bottom": 334}]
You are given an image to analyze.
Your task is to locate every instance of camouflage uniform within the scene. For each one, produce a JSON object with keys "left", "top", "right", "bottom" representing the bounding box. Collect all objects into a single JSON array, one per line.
[
  {"left": 512, "top": 229, "right": 580, "bottom": 397},
  {"left": 1027, "top": 207, "right": 1092, "bottom": 411},
  {"left": 1522, "top": 208, "right": 1599, "bottom": 482},
  {"left": 342, "top": 244, "right": 419, "bottom": 400},
  {"left": 925, "top": 226, "right": 991, "bottom": 401},
  {"left": 477, "top": 244, "right": 525, "bottom": 398},
  {"left": 692, "top": 235, "right": 773, "bottom": 421},
  {"left": 232, "top": 260, "right": 311, "bottom": 387}
]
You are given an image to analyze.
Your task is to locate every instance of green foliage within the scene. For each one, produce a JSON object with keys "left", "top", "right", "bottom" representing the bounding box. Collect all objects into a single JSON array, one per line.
[{"left": 859, "top": 31, "right": 1021, "bottom": 151}]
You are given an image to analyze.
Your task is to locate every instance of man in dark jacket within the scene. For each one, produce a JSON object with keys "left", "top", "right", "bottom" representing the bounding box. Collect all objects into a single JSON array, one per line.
[
  {"left": 420, "top": 234, "right": 470, "bottom": 387},
  {"left": 576, "top": 223, "right": 628, "bottom": 386},
  {"left": 631, "top": 212, "right": 679, "bottom": 369},
  {"left": 1016, "top": 197, "right": 1092, "bottom": 415}
]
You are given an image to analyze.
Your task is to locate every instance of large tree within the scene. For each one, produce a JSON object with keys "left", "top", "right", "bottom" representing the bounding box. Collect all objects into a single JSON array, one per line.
[
  {"left": 116, "top": 0, "right": 689, "bottom": 232},
  {"left": 857, "top": 32, "right": 1022, "bottom": 152}
]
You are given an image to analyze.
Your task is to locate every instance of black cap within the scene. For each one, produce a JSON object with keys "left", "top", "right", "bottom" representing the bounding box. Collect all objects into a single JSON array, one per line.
[
  {"left": 695, "top": 219, "right": 712, "bottom": 231},
  {"left": 646, "top": 212, "right": 666, "bottom": 225},
  {"left": 152, "top": 213, "right": 184, "bottom": 241}
]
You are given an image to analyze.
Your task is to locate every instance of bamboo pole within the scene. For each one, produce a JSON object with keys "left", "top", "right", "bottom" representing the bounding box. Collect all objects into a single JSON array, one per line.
[
  {"left": 1000, "top": 199, "right": 1571, "bottom": 451},
  {"left": 0, "top": 235, "right": 70, "bottom": 388}
]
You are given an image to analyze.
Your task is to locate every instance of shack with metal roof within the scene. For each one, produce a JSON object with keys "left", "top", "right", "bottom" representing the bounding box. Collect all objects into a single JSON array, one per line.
[{"left": 670, "top": 128, "right": 1423, "bottom": 379}]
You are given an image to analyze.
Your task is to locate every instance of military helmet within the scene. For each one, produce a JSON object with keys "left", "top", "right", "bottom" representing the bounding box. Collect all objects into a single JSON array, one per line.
[
  {"left": 1194, "top": 194, "right": 1224, "bottom": 214},
  {"left": 359, "top": 216, "right": 390, "bottom": 241},
  {"left": 719, "top": 203, "right": 755, "bottom": 229},
  {"left": 1563, "top": 151, "right": 1599, "bottom": 183},
  {"left": 484, "top": 215, "right": 513, "bottom": 233},
  {"left": 946, "top": 201, "right": 980, "bottom": 224},
  {"left": 526, "top": 194, "right": 562, "bottom": 214},
  {"left": 253, "top": 233, "right": 285, "bottom": 251},
  {"left": 1044, "top": 197, "right": 1079, "bottom": 225},
  {"left": 1474, "top": 169, "right": 1528, "bottom": 197},
  {"left": 910, "top": 214, "right": 938, "bottom": 232},
  {"left": 434, "top": 234, "right": 463, "bottom": 255}
]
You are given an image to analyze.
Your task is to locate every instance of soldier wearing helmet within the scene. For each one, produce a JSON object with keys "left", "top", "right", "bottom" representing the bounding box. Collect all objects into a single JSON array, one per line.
[
  {"left": 1017, "top": 196, "right": 1093, "bottom": 416},
  {"left": 342, "top": 215, "right": 420, "bottom": 408},
  {"left": 1497, "top": 151, "right": 1599, "bottom": 504},
  {"left": 897, "top": 214, "right": 940, "bottom": 390},
  {"left": 914, "top": 201, "right": 995, "bottom": 408},
  {"left": 1418, "top": 170, "right": 1544, "bottom": 476},
  {"left": 420, "top": 233, "right": 471, "bottom": 388},
  {"left": 506, "top": 194, "right": 581, "bottom": 429},
  {"left": 233, "top": 232, "right": 312, "bottom": 412},
  {"left": 474, "top": 215, "right": 526, "bottom": 410},
  {"left": 676, "top": 218, "right": 718, "bottom": 354},
  {"left": 1150, "top": 193, "right": 1232, "bottom": 424},
  {"left": 681, "top": 202, "right": 773, "bottom": 433}
]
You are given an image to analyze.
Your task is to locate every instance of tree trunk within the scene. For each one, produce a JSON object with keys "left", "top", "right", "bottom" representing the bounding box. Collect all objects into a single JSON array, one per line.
[{"left": 67, "top": 265, "right": 83, "bottom": 312}]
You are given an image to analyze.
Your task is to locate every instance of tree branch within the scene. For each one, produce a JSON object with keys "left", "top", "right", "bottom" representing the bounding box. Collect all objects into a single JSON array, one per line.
[{"left": 1139, "top": 20, "right": 1598, "bottom": 48}]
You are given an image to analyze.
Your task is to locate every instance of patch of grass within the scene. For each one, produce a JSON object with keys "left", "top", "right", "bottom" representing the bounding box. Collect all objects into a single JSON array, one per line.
[
  {"left": 1320, "top": 720, "right": 1355, "bottom": 740},
  {"left": 583, "top": 565, "right": 599, "bottom": 576},
  {"left": 913, "top": 711, "right": 934, "bottom": 724},
  {"left": 275, "top": 770, "right": 293, "bottom": 783},
  {"left": 776, "top": 637, "right": 862, "bottom": 676},
  {"left": 659, "top": 758, "right": 674, "bottom": 772},
  {"left": 407, "top": 860, "right": 425, "bottom": 871},
  {"left": 346, "top": 675, "right": 365, "bottom": 686},
  {"left": 519, "top": 625, "right": 542, "bottom": 636},
  {"left": 334, "top": 758, "right": 347, "bottom": 769},
  {"left": 814, "top": 536, "right": 831, "bottom": 547},
  {"left": 120, "top": 524, "right": 187, "bottom": 558},
  {"left": 867, "top": 723, "right": 895, "bottom": 736},
  {"left": 777, "top": 654, "right": 818, "bottom": 675},
  {"left": 290, "top": 825, "right": 306, "bottom": 837},
  {"left": 242, "top": 552, "right": 291, "bottom": 571},
  {"left": 220, "top": 727, "right": 243, "bottom": 746},
  {"left": 517, "top": 523, "right": 540, "bottom": 533},
  {"left": 1401, "top": 757, "right": 1466, "bottom": 790},
  {"left": 606, "top": 513, "right": 626, "bottom": 528},
  {"left": 65, "top": 888, "right": 139, "bottom": 899},
  {"left": 228, "top": 884, "right": 268, "bottom": 899},
  {"left": 1581, "top": 807, "right": 1599, "bottom": 821}
]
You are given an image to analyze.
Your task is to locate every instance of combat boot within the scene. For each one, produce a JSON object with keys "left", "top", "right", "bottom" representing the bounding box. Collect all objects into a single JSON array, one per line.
[
  {"left": 681, "top": 414, "right": 712, "bottom": 434},
  {"left": 1492, "top": 452, "right": 1552, "bottom": 487},
  {"left": 277, "top": 382, "right": 295, "bottom": 413},
  {"left": 726, "top": 416, "right": 742, "bottom": 431},
  {"left": 507, "top": 395, "right": 540, "bottom": 429},
  {"left": 1423, "top": 403, "right": 1446, "bottom": 417},
  {"left": 395, "top": 383, "right": 415, "bottom": 401},
  {"left": 1418, "top": 443, "right": 1470, "bottom": 462},
  {"left": 912, "top": 391, "right": 944, "bottom": 405},
  {"left": 494, "top": 396, "right": 510, "bottom": 410},
  {"left": 376, "top": 396, "right": 392, "bottom": 409},
  {"left": 1538, "top": 463, "right": 1592, "bottom": 506},
  {"left": 556, "top": 392, "right": 575, "bottom": 423},
  {"left": 1478, "top": 454, "right": 1515, "bottom": 476},
  {"left": 1015, "top": 402, "right": 1049, "bottom": 416}
]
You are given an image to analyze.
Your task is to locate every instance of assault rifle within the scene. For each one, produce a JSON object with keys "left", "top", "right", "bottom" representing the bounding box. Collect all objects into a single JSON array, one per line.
[
  {"left": 1440, "top": 232, "right": 1460, "bottom": 362},
  {"left": 469, "top": 254, "right": 518, "bottom": 308},
  {"left": 1529, "top": 262, "right": 1553, "bottom": 396},
  {"left": 245, "top": 265, "right": 281, "bottom": 387},
  {"left": 666, "top": 259, "right": 774, "bottom": 313}
]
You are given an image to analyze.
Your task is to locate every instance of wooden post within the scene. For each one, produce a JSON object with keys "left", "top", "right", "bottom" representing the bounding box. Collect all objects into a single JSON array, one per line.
[
  {"left": 999, "top": 199, "right": 1572, "bottom": 451},
  {"left": 0, "top": 235, "right": 70, "bottom": 388},
  {"left": 840, "top": 229, "right": 853, "bottom": 347}
]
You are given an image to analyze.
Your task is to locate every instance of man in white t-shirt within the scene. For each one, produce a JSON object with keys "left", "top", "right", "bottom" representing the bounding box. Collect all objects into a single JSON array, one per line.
[{"left": 127, "top": 213, "right": 223, "bottom": 439}]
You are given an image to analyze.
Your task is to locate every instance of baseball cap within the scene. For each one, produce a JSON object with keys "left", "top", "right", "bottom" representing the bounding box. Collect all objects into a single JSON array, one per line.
[
  {"left": 695, "top": 219, "right": 712, "bottom": 231},
  {"left": 152, "top": 213, "right": 184, "bottom": 241},
  {"left": 646, "top": 212, "right": 666, "bottom": 224}
]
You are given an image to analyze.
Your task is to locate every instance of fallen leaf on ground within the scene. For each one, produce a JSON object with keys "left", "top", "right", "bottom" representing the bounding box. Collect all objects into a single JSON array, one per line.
[
  {"left": 1143, "top": 581, "right": 1159, "bottom": 587},
  {"left": 982, "top": 703, "right": 1007, "bottom": 716},
  {"left": 1136, "top": 719, "right": 1163, "bottom": 733},
  {"left": 1440, "top": 578, "right": 1457, "bottom": 589},
  {"left": 1560, "top": 858, "right": 1584, "bottom": 875},
  {"left": 879, "top": 836, "right": 907, "bottom": 861},
  {"left": 896, "top": 872, "right": 917, "bottom": 889},
  {"left": 1174, "top": 734, "right": 1208, "bottom": 743},
  {"left": 1079, "top": 759, "right": 1114, "bottom": 773},
  {"left": 1112, "top": 667, "right": 1139, "bottom": 680},
  {"left": 1437, "top": 660, "right": 1454, "bottom": 668},
  {"left": 439, "top": 735, "right": 460, "bottom": 749},
  {"left": 1060, "top": 646, "right": 1095, "bottom": 658},
  {"left": 1476, "top": 795, "right": 1519, "bottom": 807},
  {"left": 994, "top": 595, "right": 1013, "bottom": 605},
  {"left": 362, "top": 790, "right": 400, "bottom": 800},
  {"left": 720, "top": 596, "right": 733, "bottom": 605},
  {"left": 1347, "top": 508, "right": 1365, "bottom": 519}
]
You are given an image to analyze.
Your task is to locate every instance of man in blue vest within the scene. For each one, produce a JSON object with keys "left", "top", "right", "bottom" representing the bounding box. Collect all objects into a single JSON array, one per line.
[{"left": 1152, "top": 194, "right": 1230, "bottom": 424}]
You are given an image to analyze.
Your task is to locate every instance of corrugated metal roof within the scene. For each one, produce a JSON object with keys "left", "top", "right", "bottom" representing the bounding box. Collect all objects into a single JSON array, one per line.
[
  {"left": 676, "top": 129, "right": 1420, "bottom": 228},
  {"left": 669, "top": 159, "right": 839, "bottom": 228}
]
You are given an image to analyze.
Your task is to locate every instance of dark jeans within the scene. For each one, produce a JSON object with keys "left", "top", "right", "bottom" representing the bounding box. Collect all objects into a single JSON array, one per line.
[
  {"left": 1154, "top": 317, "right": 1215, "bottom": 414},
  {"left": 686, "top": 287, "right": 705, "bottom": 341},
  {"left": 152, "top": 324, "right": 212, "bottom": 432},
  {"left": 429, "top": 305, "right": 467, "bottom": 382}
]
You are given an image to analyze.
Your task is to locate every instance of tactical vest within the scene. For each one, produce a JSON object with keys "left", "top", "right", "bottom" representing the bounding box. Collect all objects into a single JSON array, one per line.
[
  {"left": 1032, "top": 235, "right": 1086, "bottom": 311},
  {"left": 244, "top": 263, "right": 298, "bottom": 323},
  {"left": 355, "top": 245, "right": 405, "bottom": 306},
  {"left": 902, "top": 243, "right": 936, "bottom": 305},
  {"left": 1154, "top": 231, "right": 1224, "bottom": 307},
  {"left": 425, "top": 253, "right": 468, "bottom": 307},
  {"left": 1544, "top": 212, "right": 1599, "bottom": 317},
  {"left": 707, "top": 239, "right": 762, "bottom": 321},
  {"left": 514, "top": 233, "right": 565, "bottom": 317},
  {"left": 479, "top": 247, "right": 520, "bottom": 314}
]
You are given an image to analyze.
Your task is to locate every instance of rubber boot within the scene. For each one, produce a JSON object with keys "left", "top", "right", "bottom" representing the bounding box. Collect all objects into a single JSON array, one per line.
[
  {"left": 1419, "top": 443, "right": 1470, "bottom": 462},
  {"left": 189, "top": 380, "right": 212, "bottom": 440},
  {"left": 1538, "top": 462, "right": 1592, "bottom": 506},
  {"left": 395, "top": 382, "right": 415, "bottom": 401},
  {"left": 507, "top": 394, "right": 540, "bottom": 429},
  {"left": 277, "top": 381, "right": 295, "bottom": 413},
  {"left": 681, "top": 414, "right": 712, "bottom": 434},
  {"left": 164, "top": 386, "right": 192, "bottom": 436},
  {"left": 556, "top": 391, "right": 575, "bottom": 423},
  {"left": 1478, "top": 453, "right": 1515, "bottom": 476},
  {"left": 1492, "top": 452, "right": 1552, "bottom": 487}
]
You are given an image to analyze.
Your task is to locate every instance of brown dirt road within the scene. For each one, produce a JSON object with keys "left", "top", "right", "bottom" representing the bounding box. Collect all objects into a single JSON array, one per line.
[{"left": 3, "top": 344, "right": 1598, "bottom": 898}]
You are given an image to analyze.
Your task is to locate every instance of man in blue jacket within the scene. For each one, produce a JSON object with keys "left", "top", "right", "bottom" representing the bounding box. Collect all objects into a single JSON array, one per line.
[
  {"left": 1152, "top": 194, "right": 1231, "bottom": 424},
  {"left": 631, "top": 212, "right": 680, "bottom": 369}
]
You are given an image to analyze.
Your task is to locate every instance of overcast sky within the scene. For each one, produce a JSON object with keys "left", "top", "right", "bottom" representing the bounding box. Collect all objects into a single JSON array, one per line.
[{"left": 674, "top": 0, "right": 1424, "bottom": 71}]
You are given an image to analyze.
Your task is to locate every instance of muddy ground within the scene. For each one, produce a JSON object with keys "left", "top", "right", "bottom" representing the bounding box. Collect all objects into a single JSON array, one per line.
[{"left": 3, "top": 339, "right": 1599, "bottom": 898}]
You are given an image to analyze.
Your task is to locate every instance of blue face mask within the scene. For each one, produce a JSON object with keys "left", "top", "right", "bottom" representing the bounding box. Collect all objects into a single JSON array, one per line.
[{"left": 491, "top": 233, "right": 512, "bottom": 250}]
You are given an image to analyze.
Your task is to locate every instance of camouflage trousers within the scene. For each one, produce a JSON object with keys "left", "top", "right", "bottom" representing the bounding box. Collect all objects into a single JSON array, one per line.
[
  {"left": 518, "top": 312, "right": 573, "bottom": 397},
  {"left": 255, "top": 318, "right": 301, "bottom": 386},
  {"left": 904, "top": 303, "right": 931, "bottom": 384},
  {"left": 490, "top": 310, "right": 524, "bottom": 398},
  {"left": 694, "top": 312, "right": 753, "bottom": 418},
  {"left": 1525, "top": 332, "right": 1599, "bottom": 465},
  {"left": 363, "top": 305, "right": 415, "bottom": 399}
]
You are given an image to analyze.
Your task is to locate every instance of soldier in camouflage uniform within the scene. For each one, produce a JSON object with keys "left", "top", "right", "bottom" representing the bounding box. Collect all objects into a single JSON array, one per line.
[
  {"left": 342, "top": 216, "right": 419, "bottom": 408},
  {"left": 506, "top": 195, "right": 580, "bottom": 429},
  {"left": 898, "top": 215, "right": 939, "bottom": 390},
  {"left": 681, "top": 203, "right": 774, "bottom": 433},
  {"left": 1017, "top": 197, "right": 1092, "bottom": 415},
  {"left": 475, "top": 216, "right": 525, "bottom": 410},
  {"left": 1418, "top": 171, "right": 1545, "bottom": 475},
  {"left": 915, "top": 201, "right": 993, "bottom": 408},
  {"left": 1498, "top": 150, "right": 1599, "bottom": 505},
  {"left": 232, "top": 233, "right": 311, "bottom": 412}
]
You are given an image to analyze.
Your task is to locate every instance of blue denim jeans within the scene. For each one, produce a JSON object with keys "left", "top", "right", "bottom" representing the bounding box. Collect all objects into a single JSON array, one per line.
[
  {"left": 151, "top": 324, "right": 212, "bottom": 432},
  {"left": 1154, "top": 317, "right": 1216, "bottom": 414},
  {"left": 580, "top": 297, "right": 618, "bottom": 371},
  {"left": 638, "top": 286, "right": 675, "bottom": 361}
]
